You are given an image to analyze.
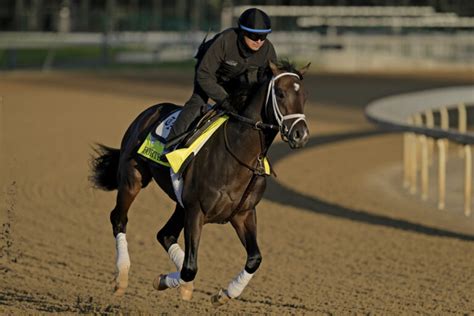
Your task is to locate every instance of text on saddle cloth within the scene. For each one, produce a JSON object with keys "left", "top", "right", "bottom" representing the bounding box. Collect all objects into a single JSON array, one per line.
[{"left": 137, "top": 109, "right": 181, "bottom": 167}]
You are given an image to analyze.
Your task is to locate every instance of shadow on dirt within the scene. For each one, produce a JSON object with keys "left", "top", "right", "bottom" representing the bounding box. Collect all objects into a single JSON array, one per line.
[{"left": 266, "top": 130, "right": 474, "bottom": 242}]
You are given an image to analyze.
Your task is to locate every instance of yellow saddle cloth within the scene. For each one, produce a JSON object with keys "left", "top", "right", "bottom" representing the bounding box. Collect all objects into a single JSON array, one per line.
[{"left": 138, "top": 114, "right": 270, "bottom": 175}]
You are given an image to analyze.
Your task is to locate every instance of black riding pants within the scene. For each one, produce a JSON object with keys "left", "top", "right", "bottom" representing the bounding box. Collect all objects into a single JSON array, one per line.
[{"left": 167, "top": 84, "right": 209, "bottom": 142}]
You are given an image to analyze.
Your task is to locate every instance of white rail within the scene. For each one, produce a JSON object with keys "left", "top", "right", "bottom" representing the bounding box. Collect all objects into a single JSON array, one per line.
[{"left": 366, "top": 86, "right": 474, "bottom": 216}]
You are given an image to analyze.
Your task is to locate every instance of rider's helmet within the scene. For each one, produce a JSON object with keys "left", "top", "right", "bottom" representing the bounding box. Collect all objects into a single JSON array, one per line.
[{"left": 238, "top": 8, "right": 272, "bottom": 37}]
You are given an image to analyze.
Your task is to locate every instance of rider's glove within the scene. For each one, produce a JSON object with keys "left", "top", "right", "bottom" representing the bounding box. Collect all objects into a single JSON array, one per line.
[{"left": 218, "top": 98, "right": 236, "bottom": 113}]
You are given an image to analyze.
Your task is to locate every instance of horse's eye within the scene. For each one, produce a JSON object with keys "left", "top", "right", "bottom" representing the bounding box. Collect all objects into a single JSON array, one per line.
[{"left": 275, "top": 88, "right": 285, "bottom": 99}]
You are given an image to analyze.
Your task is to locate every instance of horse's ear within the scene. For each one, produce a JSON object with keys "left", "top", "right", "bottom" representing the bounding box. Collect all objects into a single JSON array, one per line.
[
  {"left": 269, "top": 61, "right": 280, "bottom": 76},
  {"left": 298, "top": 62, "right": 311, "bottom": 76}
]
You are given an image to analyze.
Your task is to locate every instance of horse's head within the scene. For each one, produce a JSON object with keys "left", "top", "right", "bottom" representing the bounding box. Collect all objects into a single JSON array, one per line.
[{"left": 266, "top": 61, "right": 310, "bottom": 149}]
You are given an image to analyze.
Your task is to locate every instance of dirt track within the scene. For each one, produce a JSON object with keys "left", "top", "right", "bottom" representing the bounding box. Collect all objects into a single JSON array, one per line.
[{"left": 1, "top": 71, "right": 473, "bottom": 314}]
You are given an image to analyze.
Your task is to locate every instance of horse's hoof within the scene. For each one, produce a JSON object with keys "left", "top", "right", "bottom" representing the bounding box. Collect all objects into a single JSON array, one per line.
[
  {"left": 113, "top": 286, "right": 126, "bottom": 297},
  {"left": 153, "top": 274, "right": 169, "bottom": 291},
  {"left": 113, "top": 269, "right": 128, "bottom": 296},
  {"left": 211, "top": 289, "right": 230, "bottom": 307},
  {"left": 179, "top": 282, "right": 194, "bottom": 301}
]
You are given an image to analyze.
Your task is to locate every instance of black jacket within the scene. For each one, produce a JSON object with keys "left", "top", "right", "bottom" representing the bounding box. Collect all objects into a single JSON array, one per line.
[{"left": 195, "top": 28, "right": 277, "bottom": 104}]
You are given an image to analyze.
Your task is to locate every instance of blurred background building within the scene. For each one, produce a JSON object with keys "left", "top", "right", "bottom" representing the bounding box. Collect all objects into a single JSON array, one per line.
[
  {"left": 0, "top": 0, "right": 473, "bottom": 71},
  {"left": 1, "top": 0, "right": 474, "bottom": 32}
]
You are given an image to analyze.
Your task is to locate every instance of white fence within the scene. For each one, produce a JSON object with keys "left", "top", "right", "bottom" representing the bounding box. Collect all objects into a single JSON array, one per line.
[{"left": 366, "top": 87, "right": 474, "bottom": 215}]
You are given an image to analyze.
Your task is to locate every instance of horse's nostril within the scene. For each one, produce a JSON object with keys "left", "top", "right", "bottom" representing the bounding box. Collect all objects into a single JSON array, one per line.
[{"left": 294, "top": 131, "right": 301, "bottom": 140}]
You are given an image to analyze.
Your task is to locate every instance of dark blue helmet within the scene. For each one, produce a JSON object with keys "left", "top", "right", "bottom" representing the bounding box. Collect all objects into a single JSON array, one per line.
[{"left": 238, "top": 8, "right": 272, "bottom": 34}]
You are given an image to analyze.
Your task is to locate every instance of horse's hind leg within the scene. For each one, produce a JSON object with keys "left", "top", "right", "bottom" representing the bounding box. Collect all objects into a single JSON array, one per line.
[
  {"left": 110, "top": 158, "right": 150, "bottom": 296},
  {"left": 153, "top": 204, "right": 193, "bottom": 300},
  {"left": 212, "top": 208, "right": 261, "bottom": 307}
]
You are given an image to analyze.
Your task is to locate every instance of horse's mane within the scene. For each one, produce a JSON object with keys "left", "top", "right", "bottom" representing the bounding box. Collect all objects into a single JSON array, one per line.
[
  {"left": 229, "top": 59, "right": 301, "bottom": 111},
  {"left": 274, "top": 59, "right": 302, "bottom": 78}
]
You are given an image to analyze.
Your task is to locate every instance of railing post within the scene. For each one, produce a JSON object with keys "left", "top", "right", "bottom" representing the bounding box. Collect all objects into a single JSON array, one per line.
[
  {"left": 403, "top": 132, "right": 410, "bottom": 189},
  {"left": 465, "top": 145, "right": 472, "bottom": 216},
  {"left": 424, "top": 110, "right": 434, "bottom": 166},
  {"left": 414, "top": 114, "right": 423, "bottom": 172},
  {"left": 410, "top": 132, "right": 418, "bottom": 194},
  {"left": 458, "top": 103, "right": 467, "bottom": 158},
  {"left": 440, "top": 107, "right": 449, "bottom": 160},
  {"left": 421, "top": 135, "right": 429, "bottom": 200},
  {"left": 403, "top": 117, "right": 413, "bottom": 189},
  {"left": 437, "top": 139, "right": 446, "bottom": 210},
  {"left": 410, "top": 113, "right": 423, "bottom": 194}
]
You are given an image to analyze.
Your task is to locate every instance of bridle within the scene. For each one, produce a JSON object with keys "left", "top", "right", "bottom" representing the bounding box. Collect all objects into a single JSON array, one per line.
[
  {"left": 228, "top": 71, "right": 307, "bottom": 140},
  {"left": 223, "top": 71, "right": 307, "bottom": 173},
  {"left": 265, "top": 72, "right": 307, "bottom": 141},
  {"left": 223, "top": 71, "right": 307, "bottom": 219}
]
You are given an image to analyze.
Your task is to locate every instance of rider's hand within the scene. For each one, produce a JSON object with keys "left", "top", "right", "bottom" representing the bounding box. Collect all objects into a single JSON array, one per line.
[{"left": 218, "top": 99, "right": 236, "bottom": 113}]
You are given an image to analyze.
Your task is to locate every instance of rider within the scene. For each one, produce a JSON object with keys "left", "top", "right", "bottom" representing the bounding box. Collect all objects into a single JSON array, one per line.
[{"left": 166, "top": 8, "right": 277, "bottom": 148}]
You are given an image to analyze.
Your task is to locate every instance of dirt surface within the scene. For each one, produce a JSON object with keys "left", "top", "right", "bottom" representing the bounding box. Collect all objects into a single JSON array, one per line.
[{"left": 1, "top": 71, "right": 473, "bottom": 314}]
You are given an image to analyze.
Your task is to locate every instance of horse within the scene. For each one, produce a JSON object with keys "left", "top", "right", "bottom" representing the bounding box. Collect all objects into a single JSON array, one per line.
[{"left": 90, "top": 60, "right": 310, "bottom": 306}]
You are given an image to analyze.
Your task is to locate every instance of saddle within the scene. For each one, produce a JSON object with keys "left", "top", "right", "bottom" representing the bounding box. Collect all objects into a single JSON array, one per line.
[
  {"left": 137, "top": 106, "right": 227, "bottom": 173},
  {"left": 165, "top": 110, "right": 228, "bottom": 174},
  {"left": 181, "top": 109, "right": 223, "bottom": 147},
  {"left": 137, "top": 106, "right": 272, "bottom": 176}
]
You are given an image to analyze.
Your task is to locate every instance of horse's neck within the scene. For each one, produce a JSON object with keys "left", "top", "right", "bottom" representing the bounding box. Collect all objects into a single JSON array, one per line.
[
  {"left": 241, "top": 82, "right": 267, "bottom": 122},
  {"left": 229, "top": 82, "right": 277, "bottom": 157}
]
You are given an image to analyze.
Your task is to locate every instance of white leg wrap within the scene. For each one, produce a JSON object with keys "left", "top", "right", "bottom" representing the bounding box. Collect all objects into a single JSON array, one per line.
[
  {"left": 164, "top": 271, "right": 187, "bottom": 289},
  {"left": 116, "top": 233, "right": 130, "bottom": 271},
  {"left": 226, "top": 269, "right": 254, "bottom": 298},
  {"left": 168, "top": 243, "right": 184, "bottom": 271}
]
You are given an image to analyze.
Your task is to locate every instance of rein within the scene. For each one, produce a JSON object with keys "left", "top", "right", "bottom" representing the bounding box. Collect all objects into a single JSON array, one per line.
[
  {"left": 227, "top": 112, "right": 279, "bottom": 131},
  {"left": 223, "top": 119, "right": 269, "bottom": 222},
  {"left": 222, "top": 72, "right": 304, "bottom": 220},
  {"left": 223, "top": 120, "right": 268, "bottom": 176}
]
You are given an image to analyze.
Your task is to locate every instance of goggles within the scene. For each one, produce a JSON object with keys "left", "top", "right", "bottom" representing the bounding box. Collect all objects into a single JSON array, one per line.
[{"left": 243, "top": 31, "right": 267, "bottom": 42}]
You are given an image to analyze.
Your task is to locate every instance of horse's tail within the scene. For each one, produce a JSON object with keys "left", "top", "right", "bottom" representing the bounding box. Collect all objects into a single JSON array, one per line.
[{"left": 90, "top": 144, "right": 120, "bottom": 191}]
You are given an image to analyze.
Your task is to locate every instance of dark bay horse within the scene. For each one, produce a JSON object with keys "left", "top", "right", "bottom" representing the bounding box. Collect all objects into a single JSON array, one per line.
[{"left": 90, "top": 60, "right": 310, "bottom": 306}]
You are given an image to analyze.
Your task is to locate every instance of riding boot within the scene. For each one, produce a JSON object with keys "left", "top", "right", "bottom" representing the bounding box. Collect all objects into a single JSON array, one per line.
[{"left": 166, "top": 95, "right": 205, "bottom": 149}]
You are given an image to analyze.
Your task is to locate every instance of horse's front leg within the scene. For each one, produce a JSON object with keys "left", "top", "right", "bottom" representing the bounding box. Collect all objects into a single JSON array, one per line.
[
  {"left": 153, "top": 204, "right": 193, "bottom": 300},
  {"left": 212, "top": 208, "right": 261, "bottom": 307},
  {"left": 156, "top": 204, "right": 185, "bottom": 270},
  {"left": 154, "top": 206, "right": 203, "bottom": 300}
]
